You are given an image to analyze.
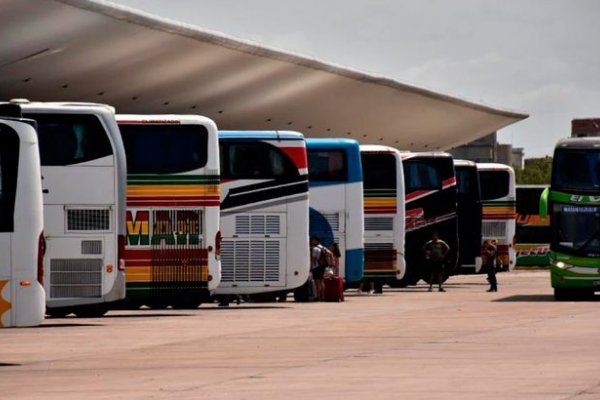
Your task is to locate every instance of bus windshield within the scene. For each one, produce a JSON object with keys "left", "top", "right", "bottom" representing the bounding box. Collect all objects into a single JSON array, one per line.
[
  {"left": 455, "top": 167, "right": 479, "bottom": 197},
  {"left": 307, "top": 150, "right": 347, "bottom": 181},
  {"left": 552, "top": 149, "right": 600, "bottom": 192},
  {"left": 25, "top": 113, "right": 113, "bottom": 166},
  {"left": 119, "top": 124, "right": 208, "bottom": 174},
  {"left": 553, "top": 204, "right": 600, "bottom": 256},
  {"left": 404, "top": 160, "right": 441, "bottom": 192},
  {"left": 479, "top": 170, "right": 510, "bottom": 200},
  {"left": 361, "top": 153, "right": 396, "bottom": 189}
]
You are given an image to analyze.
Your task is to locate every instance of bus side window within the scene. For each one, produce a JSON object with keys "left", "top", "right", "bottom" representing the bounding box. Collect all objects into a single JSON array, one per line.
[
  {"left": 224, "top": 142, "right": 298, "bottom": 179},
  {"left": 0, "top": 127, "right": 19, "bottom": 232}
]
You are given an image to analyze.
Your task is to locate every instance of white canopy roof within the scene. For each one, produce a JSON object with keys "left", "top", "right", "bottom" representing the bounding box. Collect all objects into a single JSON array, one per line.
[{"left": 0, "top": 0, "right": 528, "bottom": 150}]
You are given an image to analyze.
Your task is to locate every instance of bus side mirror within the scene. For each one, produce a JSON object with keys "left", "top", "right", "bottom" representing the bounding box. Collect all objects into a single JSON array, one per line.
[{"left": 539, "top": 187, "right": 549, "bottom": 219}]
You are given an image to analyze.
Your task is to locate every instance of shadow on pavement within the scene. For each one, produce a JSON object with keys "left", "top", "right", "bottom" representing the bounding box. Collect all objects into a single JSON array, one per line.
[
  {"left": 38, "top": 323, "right": 103, "bottom": 328},
  {"left": 103, "top": 313, "right": 194, "bottom": 318},
  {"left": 0, "top": 363, "right": 21, "bottom": 367},
  {"left": 493, "top": 294, "right": 600, "bottom": 302}
]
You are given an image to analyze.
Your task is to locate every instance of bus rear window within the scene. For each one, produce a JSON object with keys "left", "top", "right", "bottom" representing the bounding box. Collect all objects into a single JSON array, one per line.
[
  {"left": 479, "top": 170, "right": 510, "bottom": 200},
  {"left": 308, "top": 150, "right": 347, "bottom": 181},
  {"left": 220, "top": 141, "right": 298, "bottom": 180},
  {"left": 403, "top": 161, "right": 441, "bottom": 192},
  {"left": 0, "top": 124, "right": 19, "bottom": 232},
  {"left": 455, "top": 167, "right": 479, "bottom": 196},
  {"left": 361, "top": 153, "right": 396, "bottom": 189},
  {"left": 119, "top": 124, "right": 208, "bottom": 174},
  {"left": 25, "top": 113, "right": 113, "bottom": 166}
]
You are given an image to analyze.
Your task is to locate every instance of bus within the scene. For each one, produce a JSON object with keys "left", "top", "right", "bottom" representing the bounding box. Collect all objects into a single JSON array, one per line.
[
  {"left": 516, "top": 185, "right": 551, "bottom": 267},
  {"left": 359, "top": 145, "right": 405, "bottom": 288},
  {"left": 540, "top": 138, "right": 600, "bottom": 299},
  {"left": 0, "top": 116, "right": 45, "bottom": 327},
  {"left": 215, "top": 131, "right": 309, "bottom": 299},
  {"left": 477, "top": 163, "right": 516, "bottom": 271},
  {"left": 16, "top": 101, "right": 127, "bottom": 318},
  {"left": 402, "top": 152, "right": 459, "bottom": 284},
  {"left": 117, "top": 115, "right": 221, "bottom": 309},
  {"left": 453, "top": 159, "right": 483, "bottom": 273},
  {"left": 306, "top": 138, "right": 363, "bottom": 284}
]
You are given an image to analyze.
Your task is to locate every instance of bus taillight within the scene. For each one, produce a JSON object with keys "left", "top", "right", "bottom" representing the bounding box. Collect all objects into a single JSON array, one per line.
[
  {"left": 118, "top": 234, "right": 126, "bottom": 271},
  {"left": 215, "top": 230, "right": 222, "bottom": 259},
  {"left": 37, "top": 231, "right": 45, "bottom": 285}
]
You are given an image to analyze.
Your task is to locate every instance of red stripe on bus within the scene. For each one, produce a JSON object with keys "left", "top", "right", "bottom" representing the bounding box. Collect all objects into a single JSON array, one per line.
[{"left": 280, "top": 146, "right": 308, "bottom": 169}]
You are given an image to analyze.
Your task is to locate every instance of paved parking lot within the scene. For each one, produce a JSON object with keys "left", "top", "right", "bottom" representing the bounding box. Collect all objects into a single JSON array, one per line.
[{"left": 1, "top": 270, "right": 599, "bottom": 400}]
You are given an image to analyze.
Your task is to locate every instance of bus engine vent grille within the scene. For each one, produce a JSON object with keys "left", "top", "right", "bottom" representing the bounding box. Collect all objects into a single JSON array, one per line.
[
  {"left": 49, "top": 259, "right": 103, "bottom": 298},
  {"left": 365, "top": 217, "right": 394, "bottom": 231},
  {"left": 221, "top": 240, "right": 280, "bottom": 283},
  {"left": 67, "top": 208, "right": 110, "bottom": 231},
  {"left": 81, "top": 240, "right": 103, "bottom": 255},
  {"left": 235, "top": 215, "right": 281, "bottom": 235},
  {"left": 322, "top": 213, "right": 340, "bottom": 231},
  {"left": 482, "top": 221, "right": 507, "bottom": 238}
]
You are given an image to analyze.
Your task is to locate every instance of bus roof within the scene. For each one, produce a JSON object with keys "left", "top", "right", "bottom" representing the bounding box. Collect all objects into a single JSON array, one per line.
[
  {"left": 401, "top": 151, "right": 454, "bottom": 161},
  {"left": 360, "top": 144, "right": 404, "bottom": 156},
  {"left": 219, "top": 130, "right": 305, "bottom": 141},
  {"left": 476, "top": 162, "right": 515, "bottom": 172},
  {"left": 555, "top": 137, "right": 600, "bottom": 149},
  {"left": 305, "top": 138, "right": 360, "bottom": 150},
  {"left": 453, "top": 159, "right": 477, "bottom": 167},
  {"left": 117, "top": 114, "right": 217, "bottom": 127}
]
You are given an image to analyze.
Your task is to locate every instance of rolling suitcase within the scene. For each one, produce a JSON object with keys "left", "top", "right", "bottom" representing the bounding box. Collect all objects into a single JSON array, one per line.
[{"left": 323, "top": 276, "right": 344, "bottom": 302}]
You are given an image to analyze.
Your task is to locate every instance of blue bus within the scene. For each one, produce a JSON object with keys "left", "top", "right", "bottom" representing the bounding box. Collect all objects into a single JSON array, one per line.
[{"left": 306, "top": 138, "right": 364, "bottom": 283}]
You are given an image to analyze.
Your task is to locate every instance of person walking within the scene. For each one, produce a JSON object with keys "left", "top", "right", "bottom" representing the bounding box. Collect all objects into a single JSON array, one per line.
[
  {"left": 423, "top": 231, "right": 450, "bottom": 292},
  {"left": 483, "top": 239, "right": 498, "bottom": 292}
]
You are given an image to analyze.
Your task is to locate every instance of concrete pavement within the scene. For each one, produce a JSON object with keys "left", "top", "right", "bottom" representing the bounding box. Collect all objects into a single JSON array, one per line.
[{"left": 1, "top": 270, "right": 599, "bottom": 400}]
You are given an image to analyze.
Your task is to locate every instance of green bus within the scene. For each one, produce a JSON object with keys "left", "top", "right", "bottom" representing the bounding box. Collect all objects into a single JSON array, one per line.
[{"left": 541, "top": 137, "right": 600, "bottom": 300}]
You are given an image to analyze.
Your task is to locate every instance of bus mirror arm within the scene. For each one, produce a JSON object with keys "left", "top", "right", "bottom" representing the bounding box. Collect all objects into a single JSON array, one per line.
[{"left": 539, "top": 187, "right": 549, "bottom": 219}]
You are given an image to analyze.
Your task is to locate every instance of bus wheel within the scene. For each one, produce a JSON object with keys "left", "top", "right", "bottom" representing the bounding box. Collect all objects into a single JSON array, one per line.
[
  {"left": 553, "top": 288, "right": 586, "bottom": 301},
  {"left": 73, "top": 306, "right": 108, "bottom": 318},
  {"left": 145, "top": 301, "right": 169, "bottom": 310},
  {"left": 46, "top": 308, "right": 71, "bottom": 318}
]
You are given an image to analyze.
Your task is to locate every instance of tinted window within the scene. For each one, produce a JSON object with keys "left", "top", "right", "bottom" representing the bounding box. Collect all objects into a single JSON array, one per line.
[
  {"left": 25, "top": 113, "right": 112, "bottom": 166},
  {"left": 516, "top": 187, "right": 546, "bottom": 215},
  {"left": 0, "top": 124, "right": 19, "bottom": 232},
  {"left": 308, "top": 150, "right": 347, "bottom": 181},
  {"left": 552, "top": 149, "right": 600, "bottom": 192},
  {"left": 361, "top": 153, "right": 396, "bottom": 189},
  {"left": 220, "top": 141, "right": 298, "bottom": 179},
  {"left": 455, "top": 166, "right": 479, "bottom": 197},
  {"left": 403, "top": 161, "right": 441, "bottom": 192},
  {"left": 120, "top": 124, "right": 208, "bottom": 174},
  {"left": 479, "top": 170, "right": 510, "bottom": 200}
]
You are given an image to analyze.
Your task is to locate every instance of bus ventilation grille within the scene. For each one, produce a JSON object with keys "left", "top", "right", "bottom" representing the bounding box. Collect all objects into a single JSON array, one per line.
[
  {"left": 235, "top": 215, "right": 281, "bottom": 235},
  {"left": 482, "top": 221, "right": 507, "bottom": 237},
  {"left": 49, "top": 259, "right": 103, "bottom": 298},
  {"left": 81, "top": 240, "right": 103, "bottom": 255},
  {"left": 221, "top": 240, "right": 281, "bottom": 283},
  {"left": 365, "top": 217, "right": 393, "bottom": 231},
  {"left": 66, "top": 208, "right": 110, "bottom": 231}
]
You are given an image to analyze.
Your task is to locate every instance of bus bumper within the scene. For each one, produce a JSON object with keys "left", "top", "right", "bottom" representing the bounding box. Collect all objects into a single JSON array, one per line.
[{"left": 551, "top": 263, "right": 600, "bottom": 290}]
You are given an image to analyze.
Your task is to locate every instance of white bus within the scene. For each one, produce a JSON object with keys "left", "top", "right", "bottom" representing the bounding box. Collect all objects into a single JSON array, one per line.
[
  {"left": 16, "top": 101, "right": 127, "bottom": 317},
  {"left": 306, "top": 138, "right": 364, "bottom": 284},
  {"left": 216, "top": 131, "right": 309, "bottom": 300},
  {"left": 0, "top": 115, "right": 45, "bottom": 327},
  {"left": 477, "top": 163, "right": 517, "bottom": 271},
  {"left": 117, "top": 115, "right": 221, "bottom": 309},
  {"left": 359, "top": 145, "right": 406, "bottom": 289}
]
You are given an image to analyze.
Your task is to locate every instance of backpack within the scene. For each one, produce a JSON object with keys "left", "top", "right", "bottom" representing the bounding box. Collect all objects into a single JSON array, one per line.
[{"left": 318, "top": 245, "right": 334, "bottom": 267}]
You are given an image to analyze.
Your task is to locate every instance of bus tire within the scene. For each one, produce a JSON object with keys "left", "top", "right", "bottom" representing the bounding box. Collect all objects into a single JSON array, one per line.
[
  {"left": 46, "top": 308, "right": 71, "bottom": 318},
  {"left": 553, "top": 288, "right": 591, "bottom": 301}
]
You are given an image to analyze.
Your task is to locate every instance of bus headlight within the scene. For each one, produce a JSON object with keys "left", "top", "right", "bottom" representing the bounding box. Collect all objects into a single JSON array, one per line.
[{"left": 551, "top": 260, "right": 568, "bottom": 269}]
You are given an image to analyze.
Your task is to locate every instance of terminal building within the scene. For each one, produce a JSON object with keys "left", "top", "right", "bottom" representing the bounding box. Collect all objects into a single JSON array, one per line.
[{"left": 448, "top": 133, "right": 525, "bottom": 169}]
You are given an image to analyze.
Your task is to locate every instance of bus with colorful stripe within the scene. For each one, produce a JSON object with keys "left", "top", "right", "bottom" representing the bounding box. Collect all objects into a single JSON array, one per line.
[
  {"left": 359, "top": 145, "right": 405, "bottom": 288},
  {"left": 453, "top": 159, "right": 483, "bottom": 273},
  {"left": 215, "top": 131, "right": 309, "bottom": 299},
  {"left": 15, "top": 101, "right": 127, "bottom": 318},
  {"left": 477, "top": 163, "right": 516, "bottom": 271},
  {"left": 402, "top": 152, "right": 459, "bottom": 284},
  {"left": 117, "top": 115, "right": 221, "bottom": 309},
  {"left": 516, "top": 184, "right": 551, "bottom": 267},
  {"left": 540, "top": 137, "right": 600, "bottom": 299},
  {"left": 0, "top": 115, "right": 45, "bottom": 327},
  {"left": 306, "top": 138, "right": 363, "bottom": 284}
]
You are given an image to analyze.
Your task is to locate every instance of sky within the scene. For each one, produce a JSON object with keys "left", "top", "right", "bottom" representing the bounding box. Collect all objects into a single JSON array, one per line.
[{"left": 114, "top": 0, "right": 600, "bottom": 158}]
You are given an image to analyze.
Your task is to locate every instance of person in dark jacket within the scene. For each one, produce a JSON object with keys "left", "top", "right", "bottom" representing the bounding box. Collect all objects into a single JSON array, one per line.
[
  {"left": 483, "top": 239, "right": 498, "bottom": 292},
  {"left": 423, "top": 231, "right": 450, "bottom": 292}
]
